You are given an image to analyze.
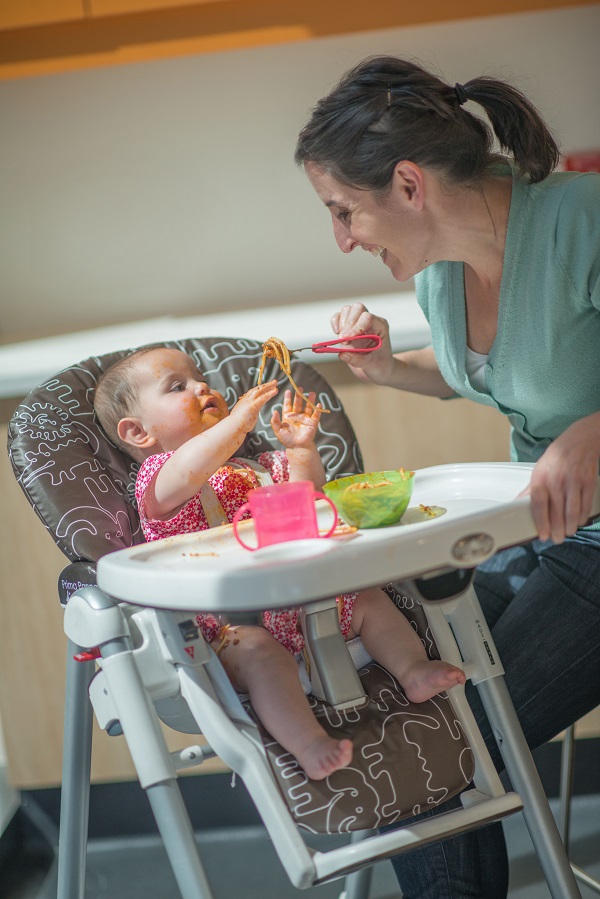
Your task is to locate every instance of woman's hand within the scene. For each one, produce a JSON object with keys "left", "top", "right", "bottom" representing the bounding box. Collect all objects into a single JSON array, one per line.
[
  {"left": 330, "top": 302, "right": 396, "bottom": 386},
  {"left": 270, "top": 389, "right": 322, "bottom": 449},
  {"left": 330, "top": 301, "right": 454, "bottom": 397},
  {"left": 526, "top": 412, "right": 600, "bottom": 543},
  {"left": 229, "top": 380, "right": 278, "bottom": 432}
]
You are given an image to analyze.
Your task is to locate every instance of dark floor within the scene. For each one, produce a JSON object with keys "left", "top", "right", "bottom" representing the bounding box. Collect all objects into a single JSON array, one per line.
[{"left": 2, "top": 795, "right": 599, "bottom": 899}]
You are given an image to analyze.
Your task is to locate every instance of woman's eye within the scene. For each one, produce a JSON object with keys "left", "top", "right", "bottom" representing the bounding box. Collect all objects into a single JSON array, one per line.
[{"left": 337, "top": 210, "right": 350, "bottom": 222}]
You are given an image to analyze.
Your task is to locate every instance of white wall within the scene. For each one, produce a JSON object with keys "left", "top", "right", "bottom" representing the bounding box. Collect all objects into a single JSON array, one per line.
[{"left": 0, "top": 4, "right": 598, "bottom": 343}]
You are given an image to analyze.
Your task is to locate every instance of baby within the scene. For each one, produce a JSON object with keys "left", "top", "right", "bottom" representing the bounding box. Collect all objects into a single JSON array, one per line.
[{"left": 94, "top": 346, "right": 466, "bottom": 780}]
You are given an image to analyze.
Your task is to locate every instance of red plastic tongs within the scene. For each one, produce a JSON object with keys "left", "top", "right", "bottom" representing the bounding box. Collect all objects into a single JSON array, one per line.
[{"left": 290, "top": 334, "right": 382, "bottom": 354}]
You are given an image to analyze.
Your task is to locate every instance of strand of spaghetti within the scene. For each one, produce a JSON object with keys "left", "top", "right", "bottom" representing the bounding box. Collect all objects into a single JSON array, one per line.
[{"left": 257, "top": 337, "right": 329, "bottom": 412}]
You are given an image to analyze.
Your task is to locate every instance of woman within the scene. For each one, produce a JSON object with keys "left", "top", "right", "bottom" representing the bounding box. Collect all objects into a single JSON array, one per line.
[{"left": 295, "top": 55, "right": 600, "bottom": 898}]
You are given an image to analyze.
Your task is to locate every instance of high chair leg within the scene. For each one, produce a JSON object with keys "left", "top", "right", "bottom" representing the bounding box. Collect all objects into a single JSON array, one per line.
[
  {"left": 57, "top": 642, "right": 95, "bottom": 899},
  {"left": 99, "top": 638, "right": 215, "bottom": 899},
  {"left": 558, "top": 724, "right": 576, "bottom": 848},
  {"left": 338, "top": 831, "right": 376, "bottom": 899},
  {"left": 145, "top": 781, "right": 215, "bottom": 899},
  {"left": 415, "top": 574, "right": 582, "bottom": 899},
  {"left": 477, "top": 675, "right": 581, "bottom": 899}
]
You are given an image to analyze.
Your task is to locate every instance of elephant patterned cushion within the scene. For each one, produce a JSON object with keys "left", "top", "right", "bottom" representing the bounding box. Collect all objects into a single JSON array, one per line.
[{"left": 248, "top": 662, "right": 474, "bottom": 834}]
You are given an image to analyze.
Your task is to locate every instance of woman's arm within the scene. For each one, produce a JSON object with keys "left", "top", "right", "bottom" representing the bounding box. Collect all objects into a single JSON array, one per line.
[{"left": 331, "top": 303, "right": 454, "bottom": 398}]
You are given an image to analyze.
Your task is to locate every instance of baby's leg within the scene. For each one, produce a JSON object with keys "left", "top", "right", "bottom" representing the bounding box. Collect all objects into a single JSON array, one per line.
[
  {"left": 350, "top": 588, "right": 466, "bottom": 703},
  {"left": 215, "top": 626, "right": 352, "bottom": 781}
]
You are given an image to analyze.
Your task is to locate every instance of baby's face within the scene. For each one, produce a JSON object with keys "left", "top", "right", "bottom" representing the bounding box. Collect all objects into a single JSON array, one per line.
[{"left": 133, "top": 348, "right": 230, "bottom": 451}]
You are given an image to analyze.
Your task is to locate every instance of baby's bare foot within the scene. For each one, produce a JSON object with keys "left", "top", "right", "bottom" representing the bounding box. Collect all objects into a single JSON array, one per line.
[
  {"left": 297, "top": 736, "right": 353, "bottom": 781},
  {"left": 402, "top": 660, "right": 466, "bottom": 703}
]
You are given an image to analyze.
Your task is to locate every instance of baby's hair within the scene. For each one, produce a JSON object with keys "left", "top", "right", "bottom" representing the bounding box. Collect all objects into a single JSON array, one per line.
[
  {"left": 94, "top": 344, "right": 165, "bottom": 459},
  {"left": 295, "top": 55, "right": 559, "bottom": 191}
]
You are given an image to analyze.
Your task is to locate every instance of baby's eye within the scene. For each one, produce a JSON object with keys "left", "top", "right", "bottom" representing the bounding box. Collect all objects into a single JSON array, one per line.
[{"left": 169, "top": 382, "right": 185, "bottom": 392}]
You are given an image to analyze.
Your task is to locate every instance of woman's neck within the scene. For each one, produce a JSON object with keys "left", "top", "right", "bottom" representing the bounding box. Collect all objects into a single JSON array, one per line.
[{"left": 432, "top": 174, "right": 512, "bottom": 282}]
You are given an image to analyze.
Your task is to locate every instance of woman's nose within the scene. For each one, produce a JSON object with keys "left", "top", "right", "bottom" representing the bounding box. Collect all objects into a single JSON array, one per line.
[{"left": 333, "top": 220, "right": 357, "bottom": 254}]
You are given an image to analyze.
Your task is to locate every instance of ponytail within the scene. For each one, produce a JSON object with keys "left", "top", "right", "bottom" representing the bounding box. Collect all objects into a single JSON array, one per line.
[{"left": 460, "top": 77, "right": 559, "bottom": 183}]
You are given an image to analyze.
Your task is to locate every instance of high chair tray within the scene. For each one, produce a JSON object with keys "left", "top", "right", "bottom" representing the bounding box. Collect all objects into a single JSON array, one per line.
[{"left": 97, "top": 462, "right": 600, "bottom": 612}]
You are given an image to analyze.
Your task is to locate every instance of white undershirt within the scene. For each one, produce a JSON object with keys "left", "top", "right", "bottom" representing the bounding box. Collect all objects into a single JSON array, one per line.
[{"left": 465, "top": 345, "right": 489, "bottom": 393}]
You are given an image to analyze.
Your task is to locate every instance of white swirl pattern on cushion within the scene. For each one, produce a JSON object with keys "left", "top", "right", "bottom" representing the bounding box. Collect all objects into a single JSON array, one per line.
[{"left": 8, "top": 336, "right": 362, "bottom": 563}]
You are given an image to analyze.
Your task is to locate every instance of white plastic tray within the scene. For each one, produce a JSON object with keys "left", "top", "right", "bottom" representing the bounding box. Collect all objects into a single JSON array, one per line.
[{"left": 96, "top": 463, "right": 600, "bottom": 612}]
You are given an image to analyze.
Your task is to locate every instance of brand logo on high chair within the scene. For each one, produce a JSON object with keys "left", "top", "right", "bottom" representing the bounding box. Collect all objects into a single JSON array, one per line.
[
  {"left": 476, "top": 619, "right": 496, "bottom": 666},
  {"left": 184, "top": 646, "right": 195, "bottom": 659}
]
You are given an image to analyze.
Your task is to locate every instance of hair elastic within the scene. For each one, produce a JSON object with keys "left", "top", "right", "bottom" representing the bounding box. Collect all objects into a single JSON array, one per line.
[
  {"left": 454, "top": 82, "right": 468, "bottom": 106},
  {"left": 387, "top": 85, "right": 392, "bottom": 108}
]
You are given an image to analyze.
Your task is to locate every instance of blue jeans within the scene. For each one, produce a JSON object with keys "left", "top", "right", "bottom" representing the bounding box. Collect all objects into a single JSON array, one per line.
[{"left": 383, "top": 528, "right": 600, "bottom": 899}]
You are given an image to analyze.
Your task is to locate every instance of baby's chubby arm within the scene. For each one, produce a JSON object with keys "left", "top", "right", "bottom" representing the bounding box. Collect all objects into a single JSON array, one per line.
[
  {"left": 271, "top": 388, "right": 326, "bottom": 489},
  {"left": 148, "top": 380, "right": 279, "bottom": 520}
]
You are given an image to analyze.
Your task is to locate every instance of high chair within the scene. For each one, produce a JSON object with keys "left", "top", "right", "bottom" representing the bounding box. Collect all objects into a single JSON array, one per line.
[{"left": 8, "top": 335, "right": 595, "bottom": 899}]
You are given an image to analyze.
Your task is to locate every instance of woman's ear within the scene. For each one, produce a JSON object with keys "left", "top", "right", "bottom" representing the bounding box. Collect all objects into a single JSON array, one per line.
[
  {"left": 392, "top": 161, "right": 425, "bottom": 210},
  {"left": 117, "top": 417, "right": 156, "bottom": 451}
]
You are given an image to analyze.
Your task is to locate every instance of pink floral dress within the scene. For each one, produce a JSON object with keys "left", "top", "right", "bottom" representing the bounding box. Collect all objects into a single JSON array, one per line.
[{"left": 135, "top": 451, "right": 355, "bottom": 654}]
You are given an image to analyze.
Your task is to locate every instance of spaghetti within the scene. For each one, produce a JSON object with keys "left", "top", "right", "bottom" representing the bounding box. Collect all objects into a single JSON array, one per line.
[{"left": 257, "top": 337, "right": 329, "bottom": 412}]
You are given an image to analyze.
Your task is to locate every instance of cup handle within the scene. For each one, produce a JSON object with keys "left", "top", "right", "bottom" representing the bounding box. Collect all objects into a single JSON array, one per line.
[
  {"left": 232, "top": 503, "right": 257, "bottom": 550},
  {"left": 315, "top": 492, "right": 339, "bottom": 537}
]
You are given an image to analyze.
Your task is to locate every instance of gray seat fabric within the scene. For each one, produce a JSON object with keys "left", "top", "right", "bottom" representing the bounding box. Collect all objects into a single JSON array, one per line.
[
  {"left": 7, "top": 336, "right": 363, "bottom": 563},
  {"left": 7, "top": 335, "right": 473, "bottom": 831}
]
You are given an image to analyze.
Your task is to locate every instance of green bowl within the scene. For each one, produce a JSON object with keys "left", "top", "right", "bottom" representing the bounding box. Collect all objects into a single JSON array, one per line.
[{"left": 323, "top": 469, "right": 414, "bottom": 529}]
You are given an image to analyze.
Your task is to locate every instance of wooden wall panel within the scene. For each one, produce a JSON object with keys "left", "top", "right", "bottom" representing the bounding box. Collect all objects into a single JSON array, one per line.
[{"left": 0, "top": 0, "right": 84, "bottom": 32}]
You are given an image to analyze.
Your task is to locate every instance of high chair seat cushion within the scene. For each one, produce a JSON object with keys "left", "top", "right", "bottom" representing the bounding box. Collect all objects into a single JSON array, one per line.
[
  {"left": 248, "top": 661, "right": 474, "bottom": 834},
  {"left": 8, "top": 336, "right": 362, "bottom": 563},
  {"left": 244, "top": 583, "right": 474, "bottom": 834}
]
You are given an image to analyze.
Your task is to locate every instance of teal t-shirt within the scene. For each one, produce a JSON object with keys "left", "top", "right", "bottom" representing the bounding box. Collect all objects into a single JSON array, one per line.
[{"left": 416, "top": 169, "right": 600, "bottom": 466}]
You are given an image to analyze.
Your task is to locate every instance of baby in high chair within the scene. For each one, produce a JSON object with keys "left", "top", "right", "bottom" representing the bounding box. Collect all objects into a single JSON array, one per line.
[{"left": 94, "top": 346, "right": 465, "bottom": 781}]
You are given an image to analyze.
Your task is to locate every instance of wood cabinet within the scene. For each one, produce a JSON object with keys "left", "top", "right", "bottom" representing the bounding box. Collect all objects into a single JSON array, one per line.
[
  {"left": 0, "top": 0, "right": 84, "bottom": 31},
  {"left": 89, "top": 0, "right": 232, "bottom": 13},
  {"left": 0, "top": 0, "right": 593, "bottom": 81}
]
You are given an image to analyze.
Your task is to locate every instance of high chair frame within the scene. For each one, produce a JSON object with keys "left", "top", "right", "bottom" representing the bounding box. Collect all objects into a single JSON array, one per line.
[{"left": 8, "top": 336, "right": 593, "bottom": 899}]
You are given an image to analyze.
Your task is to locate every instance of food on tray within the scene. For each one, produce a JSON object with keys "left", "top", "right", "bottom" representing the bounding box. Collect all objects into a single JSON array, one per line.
[
  {"left": 323, "top": 469, "right": 415, "bottom": 529},
  {"left": 401, "top": 504, "right": 447, "bottom": 525},
  {"left": 320, "top": 522, "right": 359, "bottom": 539},
  {"left": 257, "top": 337, "right": 329, "bottom": 412}
]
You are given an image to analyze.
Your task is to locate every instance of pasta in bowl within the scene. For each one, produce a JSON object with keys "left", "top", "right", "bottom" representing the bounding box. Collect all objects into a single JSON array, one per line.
[{"left": 323, "top": 469, "right": 414, "bottom": 529}]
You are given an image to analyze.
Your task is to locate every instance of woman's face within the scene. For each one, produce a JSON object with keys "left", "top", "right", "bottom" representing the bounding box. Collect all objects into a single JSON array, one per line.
[{"left": 305, "top": 162, "right": 430, "bottom": 282}]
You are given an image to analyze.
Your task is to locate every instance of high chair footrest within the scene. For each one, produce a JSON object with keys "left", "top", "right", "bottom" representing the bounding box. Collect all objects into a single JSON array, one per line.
[{"left": 311, "top": 791, "right": 524, "bottom": 885}]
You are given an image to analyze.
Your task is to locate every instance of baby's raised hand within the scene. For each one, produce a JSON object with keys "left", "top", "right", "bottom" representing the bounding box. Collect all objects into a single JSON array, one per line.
[
  {"left": 270, "top": 389, "right": 322, "bottom": 448},
  {"left": 230, "top": 380, "right": 278, "bottom": 432}
]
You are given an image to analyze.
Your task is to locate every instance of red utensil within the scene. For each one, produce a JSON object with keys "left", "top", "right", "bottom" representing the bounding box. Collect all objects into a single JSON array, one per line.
[{"left": 290, "top": 334, "right": 382, "bottom": 354}]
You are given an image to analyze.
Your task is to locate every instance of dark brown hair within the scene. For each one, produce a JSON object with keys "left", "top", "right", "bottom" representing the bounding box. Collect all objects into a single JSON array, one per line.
[{"left": 295, "top": 56, "right": 559, "bottom": 189}]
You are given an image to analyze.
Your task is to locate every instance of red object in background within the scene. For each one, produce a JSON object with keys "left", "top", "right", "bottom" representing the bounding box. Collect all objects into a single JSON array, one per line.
[{"left": 563, "top": 150, "right": 600, "bottom": 173}]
